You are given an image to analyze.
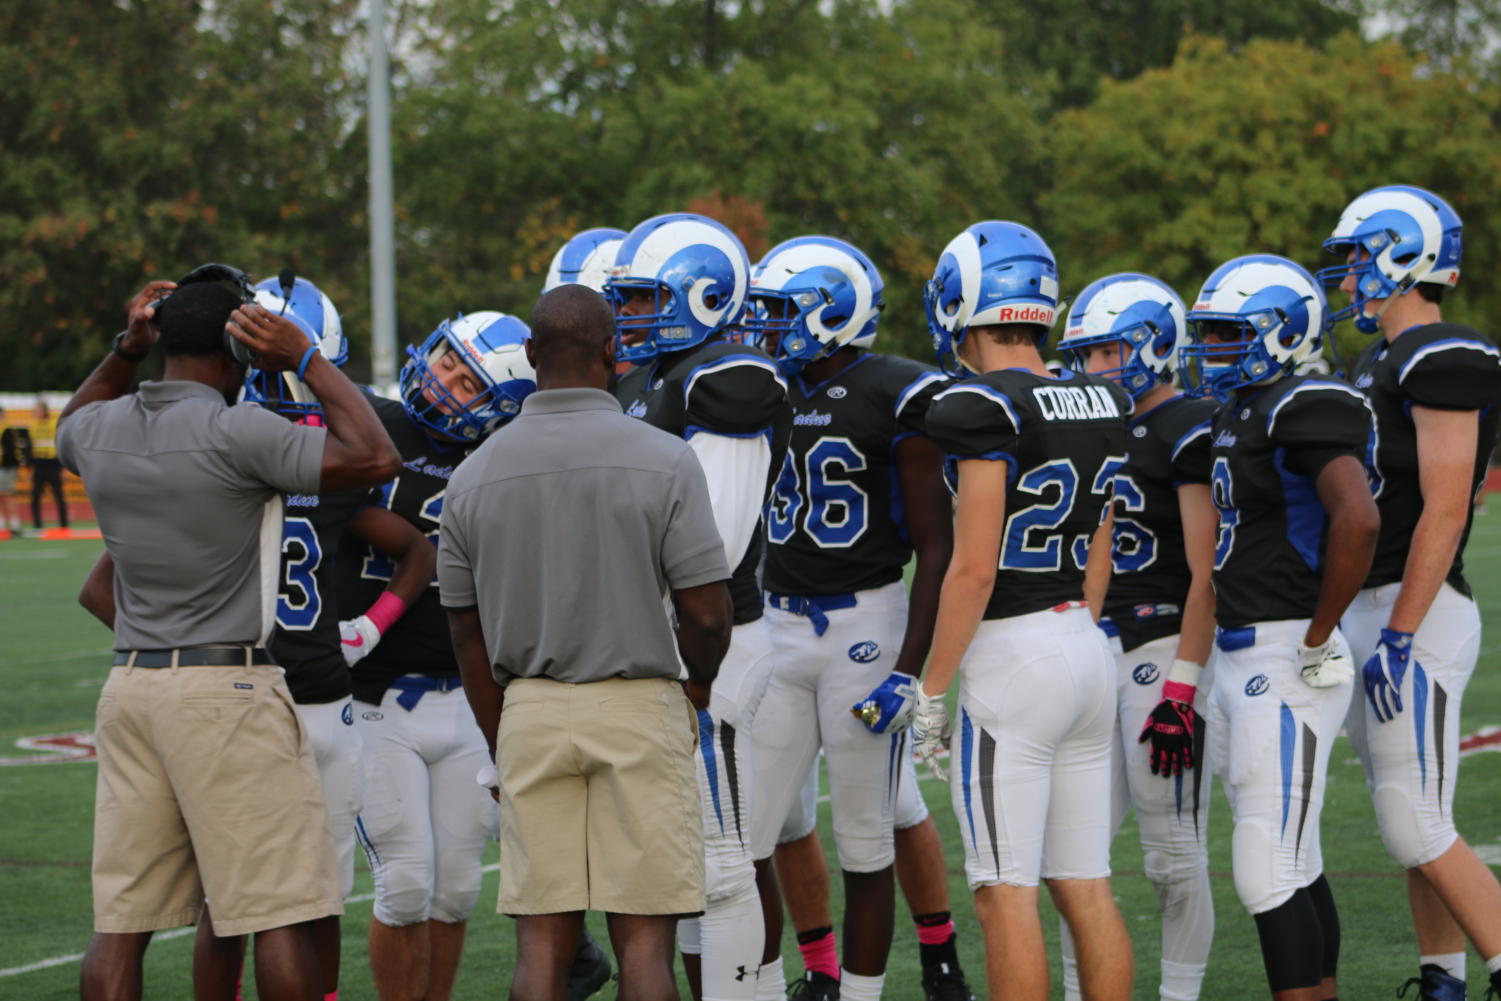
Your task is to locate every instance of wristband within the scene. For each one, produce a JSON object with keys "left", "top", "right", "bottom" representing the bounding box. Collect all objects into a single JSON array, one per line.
[
  {"left": 295, "top": 345, "right": 318, "bottom": 381},
  {"left": 364, "top": 591, "right": 408, "bottom": 635},
  {"left": 1162, "top": 658, "right": 1203, "bottom": 704},
  {"left": 113, "top": 331, "right": 149, "bottom": 364}
]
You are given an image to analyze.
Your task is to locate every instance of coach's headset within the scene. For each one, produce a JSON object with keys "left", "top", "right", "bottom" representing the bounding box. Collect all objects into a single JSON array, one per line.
[{"left": 148, "top": 263, "right": 265, "bottom": 365}]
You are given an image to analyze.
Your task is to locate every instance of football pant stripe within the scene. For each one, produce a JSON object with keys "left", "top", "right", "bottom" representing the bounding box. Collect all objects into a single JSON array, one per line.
[
  {"left": 1434, "top": 682, "right": 1448, "bottom": 814},
  {"left": 961, "top": 710, "right": 978, "bottom": 851},
  {"left": 978, "top": 726, "right": 1001, "bottom": 878},
  {"left": 699, "top": 709, "right": 725, "bottom": 834},
  {"left": 1295, "top": 723, "right": 1316, "bottom": 855},
  {"left": 1279, "top": 702, "right": 1295, "bottom": 838},
  {"left": 721, "top": 720, "right": 743, "bottom": 846},
  {"left": 1413, "top": 662, "right": 1429, "bottom": 793}
]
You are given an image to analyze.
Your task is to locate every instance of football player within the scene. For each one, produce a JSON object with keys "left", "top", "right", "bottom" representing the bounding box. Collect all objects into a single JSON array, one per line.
[
  {"left": 1180, "top": 255, "right": 1378, "bottom": 1001},
  {"left": 736, "top": 235, "right": 969, "bottom": 1001},
  {"left": 1055, "top": 273, "right": 1220, "bottom": 1001},
  {"left": 543, "top": 227, "right": 627, "bottom": 293},
  {"left": 1319, "top": 185, "right": 1501, "bottom": 1001},
  {"left": 913, "top": 221, "right": 1134, "bottom": 1001},
  {"left": 607, "top": 212, "right": 790, "bottom": 1001},
  {"left": 76, "top": 276, "right": 436, "bottom": 1001},
  {"left": 337, "top": 311, "right": 535, "bottom": 1001}
]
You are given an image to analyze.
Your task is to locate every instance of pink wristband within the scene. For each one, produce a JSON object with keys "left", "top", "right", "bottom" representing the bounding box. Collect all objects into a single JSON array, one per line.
[
  {"left": 364, "top": 591, "right": 408, "bottom": 635},
  {"left": 1162, "top": 680, "right": 1196, "bottom": 704}
]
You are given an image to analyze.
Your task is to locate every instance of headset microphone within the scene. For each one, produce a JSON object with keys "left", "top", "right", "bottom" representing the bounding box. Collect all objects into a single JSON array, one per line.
[{"left": 278, "top": 268, "right": 296, "bottom": 314}]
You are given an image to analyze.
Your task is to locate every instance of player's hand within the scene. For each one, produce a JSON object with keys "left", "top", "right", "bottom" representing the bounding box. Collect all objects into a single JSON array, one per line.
[
  {"left": 126, "top": 280, "right": 177, "bottom": 352},
  {"left": 339, "top": 615, "right": 382, "bottom": 667},
  {"left": 912, "top": 687, "right": 951, "bottom": 784},
  {"left": 1298, "top": 639, "right": 1354, "bottom": 689},
  {"left": 226, "top": 304, "right": 311, "bottom": 371},
  {"left": 1363, "top": 628, "right": 1414, "bottom": 723},
  {"left": 1138, "top": 695, "right": 1198, "bottom": 776},
  {"left": 851, "top": 671, "right": 917, "bottom": 733}
]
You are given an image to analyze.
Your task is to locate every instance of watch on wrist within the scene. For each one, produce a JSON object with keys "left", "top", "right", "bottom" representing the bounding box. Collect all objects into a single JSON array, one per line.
[{"left": 112, "top": 331, "right": 149, "bottom": 364}]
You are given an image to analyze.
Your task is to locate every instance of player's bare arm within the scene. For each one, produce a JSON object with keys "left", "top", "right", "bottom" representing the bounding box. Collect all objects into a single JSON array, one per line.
[
  {"left": 1387, "top": 406, "right": 1480, "bottom": 633},
  {"left": 1173, "top": 482, "right": 1218, "bottom": 667},
  {"left": 349, "top": 506, "right": 436, "bottom": 608},
  {"left": 1083, "top": 508, "right": 1113, "bottom": 621},
  {"left": 671, "top": 579, "right": 734, "bottom": 709},
  {"left": 922, "top": 457, "right": 1007, "bottom": 701},
  {"left": 78, "top": 551, "right": 116, "bottom": 630},
  {"left": 1306, "top": 454, "right": 1380, "bottom": 648},
  {"left": 890, "top": 433, "right": 954, "bottom": 680},
  {"left": 227, "top": 304, "right": 400, "bottom": 492},
  {"left": 59, "top": 280, "right": 175, "bottom": 422}
]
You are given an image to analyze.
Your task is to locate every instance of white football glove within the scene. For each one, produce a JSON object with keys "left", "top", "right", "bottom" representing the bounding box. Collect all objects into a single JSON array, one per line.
[
  {"left": 912, "top": 688, "right": 952, "bottom": 784},
  {"left": 1298, "top": 639, "right": 1354, "bottom": 689},
  {"left": 339, "top": 614, "right": 382, "bottom": 667}
]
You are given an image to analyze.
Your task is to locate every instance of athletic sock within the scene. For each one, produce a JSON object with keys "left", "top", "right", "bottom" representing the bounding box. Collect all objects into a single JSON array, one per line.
[
  {"left": 1252, "top": 889, "right": 1324, "bottom": 993},
  {"left": 840, "top": 969, "right": 885, "bottom": 1001},
  {"left": 914, "top": 911, "right": 961, "bottom": 974},
  {"left": 1160, "top": 959, "right": 1208, "bottom": 1001},
  {"left": 797, "top": 926, "right": 839, "bottom": 980},
  {"left": 1486, "top": 952, "right": 1501, "bottom": 995},
  {"left": 1306, "top": 874, "right": 1341, "bottom": 981},
  {"left": 1421, "top": 953, "right": 1467, "bottom": 982},
  {"left": 755, "top": 957, "right": 786, "bottom": 1001},
  {"left": 324, "top": 993, "right": 338, "bottom": 1001}
]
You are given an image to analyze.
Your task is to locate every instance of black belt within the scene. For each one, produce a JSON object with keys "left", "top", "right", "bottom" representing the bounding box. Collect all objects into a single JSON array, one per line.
[{"left": 113, "top": 647, "right": 275, "bottom": 668}]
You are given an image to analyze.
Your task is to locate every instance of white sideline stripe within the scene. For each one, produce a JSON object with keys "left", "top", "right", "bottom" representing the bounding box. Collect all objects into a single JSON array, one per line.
[
  {"left": 0, "top": 864, "right": 504, "bottom": 978},
  {"left": 0, "top": 549, "right": 74, "bottom": 560}
]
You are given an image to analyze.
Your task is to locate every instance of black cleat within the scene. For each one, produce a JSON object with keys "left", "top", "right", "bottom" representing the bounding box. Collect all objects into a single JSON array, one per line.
[
  {"left": 565, "top": 930, "right": 613, "bottom": 1001},
  {"left": 1398, "top": 965, "right": 1467, "bottom": 1001},
  {"left": 787, "top": 970, "right": 841, "bottom": 1001},
  {"left": 922, "top": 962, "right": 976, "bottom": 1001}
]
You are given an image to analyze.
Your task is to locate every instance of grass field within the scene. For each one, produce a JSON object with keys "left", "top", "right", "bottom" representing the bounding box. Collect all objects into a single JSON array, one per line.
[{"left": 2, "top": 517, "right": 1500, "bottom": 1001}]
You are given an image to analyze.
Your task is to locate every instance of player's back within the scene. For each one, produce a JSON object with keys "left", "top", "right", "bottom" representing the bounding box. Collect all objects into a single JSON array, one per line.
[{"left": 926, "top": 368, "right": 1132, "bottom": 620}]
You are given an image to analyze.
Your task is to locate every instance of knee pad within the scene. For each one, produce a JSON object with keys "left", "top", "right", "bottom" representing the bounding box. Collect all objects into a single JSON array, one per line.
[
  {"left": 1231, "top": 818, "right": 1295, "bottom": 915},
  {"left": 777, "top": 767, "right": 818, "bottom": 846},
  {"left": 429, "top": 876, "right": 483, "bottom": 924},
  {"left": 372, "top": 864, "right": 435, "bottom": 927},
  {"left": 1373, "top": 784, "right": 1457, "bottom": 869}
]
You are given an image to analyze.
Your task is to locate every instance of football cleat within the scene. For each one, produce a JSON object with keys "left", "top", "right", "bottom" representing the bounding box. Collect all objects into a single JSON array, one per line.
[
  {"left": 788, "top": 971, "right": 841, "bottom": 1001},
  {"left": 922, "top": 963, "right": 976, "bottom": 1001},
  {"left": 399, "top": 311, "right": 536, "bottom": 443},
  {"left": 564, "top": 930, "right": 613, "bottom": 1001},
  {"left": 1397, "top": 963, "right": 1467, "bottom": 1001}
]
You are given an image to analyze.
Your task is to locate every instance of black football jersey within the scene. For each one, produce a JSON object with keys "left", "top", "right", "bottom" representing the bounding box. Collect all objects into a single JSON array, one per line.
[
  {"left": 271, "top": 487, "right": 366, "bottom": 704},
  {"left": 337, "top": 391, "right": 471, "bottom": 705},
  {"left": 613, "top": 339, "right": 792, "bottom": 624},
  {"left": 925, "top": 368, "right": 1132, "bottom": 620},
  {"left": 763, "top": 352, "right": 947, "bottom": 596},
  {"left": 1208, "top": 376, "right": 1373, "bottom": 628},
  {"left": 1350, "top": 323, "right": 1501, "bottom": 596},
  {"left": 1103, "top": 394, "right": 1218, "bottom": 653}
]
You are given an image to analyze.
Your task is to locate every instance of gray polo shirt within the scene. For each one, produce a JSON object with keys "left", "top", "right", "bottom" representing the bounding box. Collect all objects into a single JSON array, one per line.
[
  {"left": 58, "top": 381, "right": 325, "bottom": 651},
  {"left": 438, "top": 387, "right": 728, "bottom": 685}
]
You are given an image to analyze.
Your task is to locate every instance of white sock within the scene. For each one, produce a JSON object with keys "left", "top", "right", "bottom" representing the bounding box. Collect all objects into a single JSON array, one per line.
[
  {"left": 840, "top": 969, "right": 885, "bottom": 1001},
  {"left": 754, "top": 958, "right": 785, "bottom": 1001},
  {"left": 1160, "top": 959, "right": 1209, "bottom": 1000},
  {"left": 1421, "top": 952, "right": 1466, "bottom": 981},
  {"left": 700, "top": 882, "right": 764, "bottom": 1000},
  {"left": 1060, "top": 917, "right": 1082, "bottom": 1001},
  {"left": 1485, "top": 951, "right": 1501, "bottom": 975}
]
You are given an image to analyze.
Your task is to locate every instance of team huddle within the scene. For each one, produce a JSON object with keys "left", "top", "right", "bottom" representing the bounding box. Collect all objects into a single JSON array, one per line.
[{"left": 70, "top": 182, "right": 1501, "bottom": 1001}]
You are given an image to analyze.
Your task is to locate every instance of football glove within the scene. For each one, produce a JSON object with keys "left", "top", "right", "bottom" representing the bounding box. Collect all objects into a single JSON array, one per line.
[
  {"left": 1138, "top": 659, "right": 1202, "bottom": 777},
  {"left": 339, "top": 614, "right": 382, "bottom": 667},
  {"left": 1363, "top": 628, "right": 1414, "bottom": 723},
  {"left": 912, "top": 687, "right": 951, "bottom": 784},
  {"left": 851, "top": 672, "right": 918, "bottom": 733},
  {"left": 1298, "top": 638, "right": 1354, "bottom": 689}
]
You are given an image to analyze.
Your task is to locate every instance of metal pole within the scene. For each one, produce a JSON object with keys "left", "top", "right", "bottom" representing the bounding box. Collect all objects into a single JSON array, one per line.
[{"left": 367, "top": 0, "right": 398, "bottom": 390}]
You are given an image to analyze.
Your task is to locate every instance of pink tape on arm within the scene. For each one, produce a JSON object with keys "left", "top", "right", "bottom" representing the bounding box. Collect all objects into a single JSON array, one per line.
[{"left": 365, "top": 591, "right": 408, "bottom": 635}]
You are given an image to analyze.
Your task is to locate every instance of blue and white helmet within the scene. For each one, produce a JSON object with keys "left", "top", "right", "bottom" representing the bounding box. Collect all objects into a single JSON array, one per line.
[
  {"left": 543, "top": 227, "right": 627, "bottom": 293},
  {"left": 399, "top": 311, "right": 536, "bottom": 443},
  {"left": 745, "top": 235, "right": 884, "bottom": 377},
  {"left": 1057, "top": 273, "right": 1186, "bottom": 400},
  {"left": 243, "top": 276, "right": 347, "bottom": 419},
  {"left": 924, "top": 221, "right": 1059, "bottom": 376},
  {"left": 1181, "top": 254, "right": 1328, "bottom": 402},
  {"left": 1317, "top": 184, "right": 1462, "bottom": 334},
  {"left": 604, "top": 212, "right": 750, "bottom": 365}
]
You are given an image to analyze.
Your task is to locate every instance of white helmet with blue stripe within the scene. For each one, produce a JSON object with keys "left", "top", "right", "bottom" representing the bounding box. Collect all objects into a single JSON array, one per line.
[
  {"left": 745, "top": 235, "right": 884, "bottom": 376},
  {"left": 543, "top": 227, "right": 627, "bottom": 293},
  {"left": 399, "top": 311, "right": 536, "bottom": 443},
  {"left": 1058, "top": 273, "right": 1186, "bottom": 400},
  {"left": 1182, "top": 254, "right": 1328, "bottom": 402},
  {"left": 243, "top": 276, "right": 347, "bottom": 419}
]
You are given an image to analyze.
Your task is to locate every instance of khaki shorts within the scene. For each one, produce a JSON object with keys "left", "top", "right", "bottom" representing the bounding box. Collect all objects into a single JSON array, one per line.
[
  {"left": 91, "top": 664, "right": 342, "bottom": 936},
  {"left": 496, "top": 676, "right": 703, "bottom": 916}
]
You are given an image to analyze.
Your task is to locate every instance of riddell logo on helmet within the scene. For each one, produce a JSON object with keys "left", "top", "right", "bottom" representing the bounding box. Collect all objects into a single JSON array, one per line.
[{"left": 995, "top": 306, "right": 1054, "bottom": 324}]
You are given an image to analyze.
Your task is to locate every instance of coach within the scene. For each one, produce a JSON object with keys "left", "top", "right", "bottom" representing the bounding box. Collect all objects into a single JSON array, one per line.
[
  {"left": 440, "top": 284, "right": 732, "bottom": 1001},
  {"left": 60, "top": 276, "right": 400, "bottom": 1001}
]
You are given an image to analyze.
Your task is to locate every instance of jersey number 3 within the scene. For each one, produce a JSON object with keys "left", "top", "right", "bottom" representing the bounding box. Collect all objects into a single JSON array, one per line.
[{"left": 278, "top": 516, "right": 322, "bottom": 630}]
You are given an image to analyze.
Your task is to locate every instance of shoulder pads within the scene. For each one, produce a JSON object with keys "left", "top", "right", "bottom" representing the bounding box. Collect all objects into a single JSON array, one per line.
[
  {"left": 1393, "top": 323, "right": 1501, "bottom": 411},
  {"left": 1266, "top": 378, "right": 1372, "bottom": 451},
  {"left": 925, "top": 378, "right": 1022, "bottom": 459},
  {"left": 681, "top": 348, "right": 789, "bottom": 436}
]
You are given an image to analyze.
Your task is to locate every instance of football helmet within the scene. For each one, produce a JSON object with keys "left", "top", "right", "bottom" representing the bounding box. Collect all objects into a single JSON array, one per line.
[
  {"left": 543, "top": 227, "right": 627, "bottom": 293},
  {"left": 1317, "top": 184, "right": 1461, "bottom": 334},
  {"left": 1181, "top": 254, "right": 1328, "bottom": 403},
  {"left": 1058, "top": 273, "right": 1186, "bottom": 400},
  {"left": 604, "top": 212, "right": 750, "bottom": 365},
  {"left": 744, "top": 235, "right": 884, "bottom": 377},
  {"left": 243, "top": 276, "right": 347, "bottom": 419},
  {"left": 924, "top": 221, "right": 1060, "bottom": 376},
  {"left": 399, "top": 311, "right": 536, "bottom": 443}
]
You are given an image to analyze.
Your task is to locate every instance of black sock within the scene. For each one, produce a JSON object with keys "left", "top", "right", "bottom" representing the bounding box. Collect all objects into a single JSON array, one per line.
[
  {"left": 914, "top": 911, "right": 961, "bottom": 974},
  {"left": 1253, "top": 889, "right": 1324, "bottom": 993},
  {"left": 1305, "top": 874, "right": 1340, "bottom": 981}
]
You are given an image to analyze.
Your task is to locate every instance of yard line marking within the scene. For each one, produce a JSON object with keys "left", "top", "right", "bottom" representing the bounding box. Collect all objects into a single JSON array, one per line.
[
  {"left": 0, "top": 549, "right": 73, "bottom": 560},
  {"left": 0, "top": 649, "right": 112, "bottom": 669},
  {"left": 0, "top": 864, "right": 502, "bottom": 978}
]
